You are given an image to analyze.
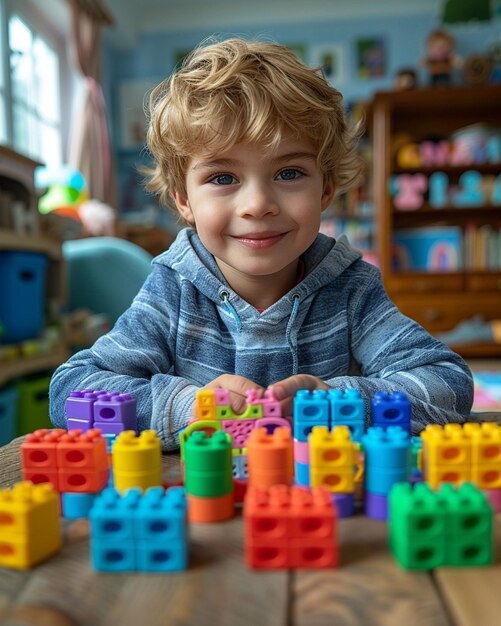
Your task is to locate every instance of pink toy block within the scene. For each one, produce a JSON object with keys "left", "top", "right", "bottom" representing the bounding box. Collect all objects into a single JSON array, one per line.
[
  {"left": 294, "top": 439, "right": 310, "bottom": 464},
  {"left": 222, "top": 419, "right": 257, "bottom": 447},
  {"left": 214, "top": 389, "right": 230, "bottom": 404},
  {"left": 394, "top": 174, "right": 428, "bottom": 211}
]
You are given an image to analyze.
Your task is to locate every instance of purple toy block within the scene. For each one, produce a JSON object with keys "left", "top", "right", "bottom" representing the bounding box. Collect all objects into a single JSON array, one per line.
[
  {"left": 332, "top": 492, "right": 355, "bottom": 518},
  {"left": 93, "top": 393, "right": 137, "bottom": 431},
  {"left": 365, "top": 491, "right": 388, "bottom": 521},
  {"left": 65, "top": 389, "right": 107, "bottom": 424},
  {"left": 221, "top": 418, "right": 256, "bottom": 447},
  {"left": 255, "top": 416, "right": 290, "bottom": 435},
  {"left": 67, "top": 418, "right": 93, "bottom": 433}
]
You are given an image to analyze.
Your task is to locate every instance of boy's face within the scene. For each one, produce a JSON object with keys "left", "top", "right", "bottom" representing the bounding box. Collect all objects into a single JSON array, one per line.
[{"left": 173, "top": 135, "right": 334, "bottom": 304}]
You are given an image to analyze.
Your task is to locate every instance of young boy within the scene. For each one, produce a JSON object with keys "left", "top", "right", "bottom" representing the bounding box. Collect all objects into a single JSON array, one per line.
[{"left": 49, "top": 37, "right": 473, "bottom": 450}]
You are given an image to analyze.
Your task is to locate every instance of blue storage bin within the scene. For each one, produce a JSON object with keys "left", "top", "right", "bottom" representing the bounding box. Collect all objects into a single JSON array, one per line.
[
  {"left": 0, "top": 251, "right": 48, "bottom": 343},
  {"left": 0, "top": 386, "right": 18, "bottom": 445}
]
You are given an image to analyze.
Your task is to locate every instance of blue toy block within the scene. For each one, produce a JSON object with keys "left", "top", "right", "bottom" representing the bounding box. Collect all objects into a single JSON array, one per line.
[
  {"left": 371, "top": 391, "right": 411, "bottom": 432},
  {"left": 91, "top": 538, "right": 136, "bottom": 572},
  {"left": 0, "top": 387, "right": 17, "bottom": 446},
  {"left": 365, "top": 466, "right": 412, "bottom": 496},
  {"left": 362, "top": 426, "right": 411, "bottom": 472},
  {"left": 135, "top": 486, "right": 187, "bottom": 541},
  {"left": 136, "top": 541, "right": 187, "bottom": 572},
  {"left": 62, "top": 492, "right": 97, "bottom": 519},
  {"left": 104, "top": 433, "right": 117, "bottom": 454},
  {"left": 293, "top": 389, "right": 330, "bottom": 442},
  {"left": 294, "top": 460, "right": 310, "bottom": 486},
  {"left": 89, "top": 487, "right": 141, "bottom": 539},
  {"left": 328, "top": 389, "right": 365, "bottom": 424},
  {"left": 232, "top": 454, "right": 248, "bottom": 480}
]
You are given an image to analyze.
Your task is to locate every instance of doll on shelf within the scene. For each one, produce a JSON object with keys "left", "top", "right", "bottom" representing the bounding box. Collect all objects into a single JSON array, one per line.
[{"left": 423, "top": 28, "right": 462, "bottom": 86}]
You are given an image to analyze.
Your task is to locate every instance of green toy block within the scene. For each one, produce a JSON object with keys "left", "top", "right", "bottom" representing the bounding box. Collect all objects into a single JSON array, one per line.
[
  {"left": 215, "top": 404, "right": 263, "bottom": 420},
  {"left": 389, "top": 482, "right": 494, "bottom": 570},
  {"left": 184, "top": 431, "right": 233, "bottom": 497},
  {"left": 389, "top": 483, "right": 446, "bottom": 569}
]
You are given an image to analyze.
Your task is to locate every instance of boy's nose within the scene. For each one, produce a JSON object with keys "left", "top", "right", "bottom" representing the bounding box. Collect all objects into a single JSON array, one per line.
[{"left": 237, "top": 183, "right": 279, "bottom": 218}]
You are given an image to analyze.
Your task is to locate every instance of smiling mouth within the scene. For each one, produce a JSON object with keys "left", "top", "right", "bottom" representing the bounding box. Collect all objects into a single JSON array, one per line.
[{"left": 232, "top": 232, "right": 287, "bottom": 249}]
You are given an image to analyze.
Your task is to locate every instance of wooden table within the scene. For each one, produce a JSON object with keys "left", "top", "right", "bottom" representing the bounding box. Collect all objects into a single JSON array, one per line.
[{"left": 1, "top": 436, "right": 500, "bottom": 626}]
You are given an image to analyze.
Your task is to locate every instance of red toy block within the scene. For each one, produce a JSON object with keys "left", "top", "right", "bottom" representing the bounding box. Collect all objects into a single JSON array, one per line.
[
  {"left": 244, "top": 485, "right": 338, "bottom": 569},
  {"left": 21, "top": 429, "right": 66, "bottom": 469},
  {"left": 58, "top": 468, "right": 109, "bottom": 493},
  {"left": 56, "top": 429, "right": 108, "bottom": 472}
]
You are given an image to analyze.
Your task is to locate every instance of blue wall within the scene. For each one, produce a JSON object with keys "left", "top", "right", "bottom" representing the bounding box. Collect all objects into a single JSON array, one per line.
[{"left": 103, "top": 14, "right": 501, "bottom": 217}]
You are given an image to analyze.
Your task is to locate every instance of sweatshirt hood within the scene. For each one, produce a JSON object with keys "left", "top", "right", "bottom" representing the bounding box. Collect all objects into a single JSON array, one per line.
[{"left": 153, "top": 227, "right": 362, "bottom": 323}]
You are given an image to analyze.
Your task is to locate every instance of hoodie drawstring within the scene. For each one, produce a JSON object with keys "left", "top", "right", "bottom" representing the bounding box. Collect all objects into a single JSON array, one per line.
[
  {"left": 219, "top": 289, "right": 242, "bottom": 333},
  {"left": 286, "top": 293, "right": 300, "bottom": 374}
]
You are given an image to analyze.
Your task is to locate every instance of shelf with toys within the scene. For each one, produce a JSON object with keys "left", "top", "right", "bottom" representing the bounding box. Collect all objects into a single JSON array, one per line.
[
  {"left": 0, "top": 146, "right": 69, "bottom": 436},
  {"left": 372, "top": 83, "right": 501, "bottom": 357}
]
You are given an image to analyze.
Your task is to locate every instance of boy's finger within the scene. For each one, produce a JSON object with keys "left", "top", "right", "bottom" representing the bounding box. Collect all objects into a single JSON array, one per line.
[{"left": 269, "top": 375, "right": 319, "bottom": 400}]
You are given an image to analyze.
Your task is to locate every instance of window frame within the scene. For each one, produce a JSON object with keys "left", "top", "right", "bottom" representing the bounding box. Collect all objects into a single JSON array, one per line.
[{"left": 1, "top": 0, "right": 70, "bottom": 165}]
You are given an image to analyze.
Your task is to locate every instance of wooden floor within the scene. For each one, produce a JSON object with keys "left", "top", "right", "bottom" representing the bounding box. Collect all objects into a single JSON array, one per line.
[{"left": 1, "top": 436, "right": 501, "bottom": 626}]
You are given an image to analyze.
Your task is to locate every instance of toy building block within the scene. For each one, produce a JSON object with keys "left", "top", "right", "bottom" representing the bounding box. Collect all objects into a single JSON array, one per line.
[
  {"left": 244, "top": 484, "right": 338, "bottom": 569},
  {"left": 0, "top": 481, "right": 61, "bottom": 569},
  {"left": 421, "top": 423, "right": 472, "bottom": 489},
  {"left": 293, "top": 390, "right": 330, "bottom": 442},
  {"left": 61, "top": 492, "right": 97, "bottom": 519},
  {"left": 65, "top": 389, "right": 107, "bottom": 430},
  {"left": 179, "top": 420, "right": 222, "bottom": 461},
  {"left": 112, "top": 430, "right": 162, "bottom": 493},
  {"left": 247, "top": 427, "right": 293, "bottom": 489},
  {"left": 184, "top": 430, "right": 234, "bottom": 522},
  {"left": 232, "top": 450, "right": 248, "bottom": 480},
  {"left": 89, "top": 485, "right": 188, "bottom": 572},
  {"left": 21, "top": 429, "right": 67, "bottom": 491},
  {"left": 389, "top": 482, "right": 493, "bottom": 570},
  {"left": 363, "top": 426, "right": 411, "bottom": 520},
  {"left": 221, "top": 418, "right": 258, "bottom": 448},
  {"left": 56, "top": 429, "right": 109, "bottom": 493},
  {"left": 194, "top": 389, "right": 217, "bottom": 420},
  {"left": 371, "top": 391, "right": 411, "bottom": 432},
  {"left": 295, "top": 461, "right": 310, "bottom": 487},
  {"left": 463, "top": 422, "right": 501, "bottom": 489},
  {"left": 93, "top": 393, "right": 137, "bottom": 435},
  {"left": 309, "top": 425, "right": 355, "bottom": 494},
  {"left": 328, "top": 389, "right": 365, "bottom": 442}
]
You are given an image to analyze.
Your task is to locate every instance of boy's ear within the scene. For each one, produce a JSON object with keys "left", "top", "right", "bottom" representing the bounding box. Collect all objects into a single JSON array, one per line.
[
  {"left": 172, "top": 191, "right": 195, "bottom": 224},
  {"left": 321, "top": 177, "right": 336, "bottom": 211}
]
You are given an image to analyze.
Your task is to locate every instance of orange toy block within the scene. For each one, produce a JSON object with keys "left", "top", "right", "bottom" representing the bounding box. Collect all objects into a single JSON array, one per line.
[
  {"left": 244, "top": 484, "right": 338, "bottom": 569},
  {"left": 21, "top": 429, "right": 67, "bottom": 491},
  {"left": 247, "top": 427, "right": 293, "bottom": 488}
]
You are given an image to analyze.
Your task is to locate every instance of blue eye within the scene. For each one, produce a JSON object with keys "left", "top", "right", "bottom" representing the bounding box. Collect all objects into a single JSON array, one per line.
[
  {"left": 210, "top": 174, "right": 235, "bottom": 185},
  {"left": 277, "top": 168, "right": 303, "bottom": 181}
]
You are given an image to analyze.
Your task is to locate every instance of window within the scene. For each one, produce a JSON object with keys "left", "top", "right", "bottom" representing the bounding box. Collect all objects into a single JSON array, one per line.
[{"left": 0, "top": 0, "right": 67, "bottom": 168}]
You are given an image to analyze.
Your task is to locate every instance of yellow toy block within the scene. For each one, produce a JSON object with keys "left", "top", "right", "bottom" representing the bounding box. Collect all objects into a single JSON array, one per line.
[
  {"left": 308, "top": 425, "right": 354, "bottom": 469},
  {"left": 421, "top": 423, "right": 471, "bottom": 467},
  {"left": 112, "top": 430, "right": 162, "bottom": 493},
  {"left": 310, "top": 467, "right": 355, "bottom": 493},
  {"left": 195, "top": 389, "right": 216, "bottom": 420},
  {"left": 0, "top": 481, "right": 61, "bottom": 570},
  {"left": 426, "top": 464, "right": 471, "bottom": 490},
  {"left": 464, "top": 422, "right": 501, "bottom": 465}
]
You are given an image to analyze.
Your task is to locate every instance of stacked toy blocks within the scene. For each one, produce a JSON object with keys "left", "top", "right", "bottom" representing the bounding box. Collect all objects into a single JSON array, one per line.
[
  {"left": 247, "top": 427, "right": 294, "bottom": 488},
  {"left": 362, "top": 426, "right": 411, "bottom": 520},
  {"left": 89, "top": 486, "right": 188, "bottom": 572},
  {"left": 112, "top": 430, "right": 162, "bottom": 493},
  {"left": 244, "top": 484, "right": 338, "bottom": 569},
  {"left": 293, "top": 390, "right": 330, "bottom": 486},
  {"left": 66, "top": 390, "right": 137, "bottom": 435},
  {"left": 371, "top": 391, "right": 411, "bottom": 432},
  {"left": 184, "top": 430, "right": 234, "bottom": 522},
  {"left": 191, "top": 388, "right": 288, "bottom": 448},
  {"left": 328, "top": 389, "right": 365, "bottom": 442},
  {"left": 0, "top": 481, "right": 61, "bottom": 569},
  {"left": 389, "top": 482, "right": 494, "bottom": 570},
  {"left": 421, "top": 422, "right": 501, "bottom": 490}
]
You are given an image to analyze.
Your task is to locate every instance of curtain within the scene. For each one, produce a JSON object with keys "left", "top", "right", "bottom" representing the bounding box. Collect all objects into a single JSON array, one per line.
[{"left": 67, "top": 0, "right": 116, "bottom": 206}]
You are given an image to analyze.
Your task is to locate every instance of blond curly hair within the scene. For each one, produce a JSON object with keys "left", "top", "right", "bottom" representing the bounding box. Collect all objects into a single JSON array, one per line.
[{"left": 145, "top": 37, "right": 364, "bottom": 210}]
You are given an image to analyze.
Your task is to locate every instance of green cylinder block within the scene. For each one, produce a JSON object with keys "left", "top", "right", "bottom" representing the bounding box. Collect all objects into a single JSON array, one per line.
[{"left": 184, "top": 431, "right": 233, "bottom": 497}]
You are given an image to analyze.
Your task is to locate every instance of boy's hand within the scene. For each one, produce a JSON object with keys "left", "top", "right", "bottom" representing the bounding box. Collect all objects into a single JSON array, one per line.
[
  {"left": 268, "top": 375, "right": 330, "bottom": 417},
  {"left": 203, "top": 374, "right": 264, "bottom": 414}
]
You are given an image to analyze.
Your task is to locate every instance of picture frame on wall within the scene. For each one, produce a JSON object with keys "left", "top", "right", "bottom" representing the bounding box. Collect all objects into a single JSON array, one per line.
[
  {"left": 310, "top": 44, "right": 345, "bottom": 86},
  {"left": 356, "top": 37, "right": 386, "bottom": 79},
  {"left": 118, "top": 79, "right": 159, "bottom": 150}
]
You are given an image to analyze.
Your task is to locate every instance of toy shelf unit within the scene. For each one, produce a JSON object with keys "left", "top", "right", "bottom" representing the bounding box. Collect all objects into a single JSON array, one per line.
[
  {"left": 372, "top": 84, "right": 501, "bottom": 358},
  {"left": 0, "top": 146, "right": 68, "bottom": 386}
]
